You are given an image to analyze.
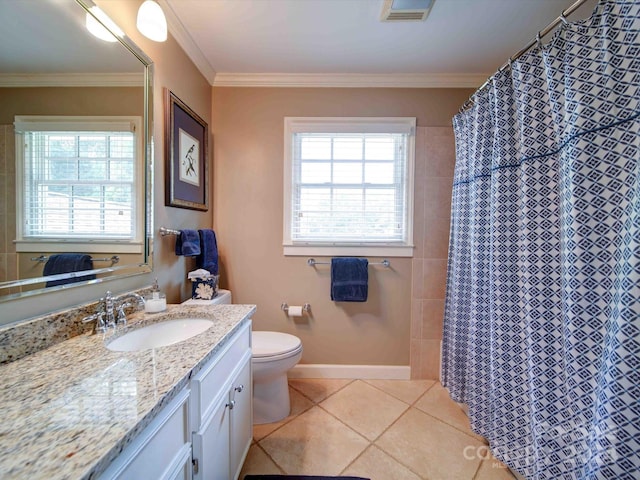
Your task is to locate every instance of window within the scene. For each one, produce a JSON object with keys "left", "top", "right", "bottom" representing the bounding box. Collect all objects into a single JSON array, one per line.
[
  {"left": 14, "top": 116, "right": 142, "bottom": 253},
  {"left": 284, "top": 117, "right": 415, "bottom": 256}
]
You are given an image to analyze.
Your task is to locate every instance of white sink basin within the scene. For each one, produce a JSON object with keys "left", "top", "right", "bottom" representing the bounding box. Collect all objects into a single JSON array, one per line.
[{"left": 106, "top": 318, "right": 214, "bottom": 352}]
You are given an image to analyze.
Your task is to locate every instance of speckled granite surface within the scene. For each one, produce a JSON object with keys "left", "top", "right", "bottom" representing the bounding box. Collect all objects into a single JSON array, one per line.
[
  {"left": 0, "top": 303, "right": 256, "bottom": 480},
  {"left": 0, "top": 287, "right": 153, "bottom": 364}
]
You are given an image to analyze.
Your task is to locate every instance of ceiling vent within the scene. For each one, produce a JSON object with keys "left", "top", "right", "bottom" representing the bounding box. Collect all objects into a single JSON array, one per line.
[{"left": 380, "top": 0, "right": 434, "bottom": 22}]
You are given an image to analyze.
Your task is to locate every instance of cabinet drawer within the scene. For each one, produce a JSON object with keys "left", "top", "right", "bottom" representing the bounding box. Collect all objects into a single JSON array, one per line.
[{"left": 190, "top": 320, "right": 251, "bottom": 430}]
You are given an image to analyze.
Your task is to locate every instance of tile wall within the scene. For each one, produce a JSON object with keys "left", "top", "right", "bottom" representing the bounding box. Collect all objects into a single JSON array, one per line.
[{"left": 410, "top": 127, "right": 455, "bottom": 379}]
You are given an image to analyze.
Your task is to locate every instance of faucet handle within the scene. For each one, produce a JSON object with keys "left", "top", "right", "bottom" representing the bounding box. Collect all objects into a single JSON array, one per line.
[
  {"left": 81, "top": 313, "right": 98, "bottom": 324},
  {"left": 82, "top": 311, "right": 107, "bottom": 334},
  {"left": 116, "top": 302, "right": 132, "bottom": 327}
]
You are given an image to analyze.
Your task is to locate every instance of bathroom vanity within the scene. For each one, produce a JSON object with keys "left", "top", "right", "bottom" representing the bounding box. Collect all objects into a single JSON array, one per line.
[{"left": 0, "top": 303, "right": 255, "bottom": 480}]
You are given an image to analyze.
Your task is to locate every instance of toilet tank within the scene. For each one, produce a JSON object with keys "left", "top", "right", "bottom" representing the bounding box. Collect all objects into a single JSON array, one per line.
[{"left": 182, "top": 289, "right": 232, "bottom": 305}]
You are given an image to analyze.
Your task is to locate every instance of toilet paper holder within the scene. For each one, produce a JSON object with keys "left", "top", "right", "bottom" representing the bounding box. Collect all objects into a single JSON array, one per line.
[{"left": 281, "top": 303, "right": 311, "bottom": 314}]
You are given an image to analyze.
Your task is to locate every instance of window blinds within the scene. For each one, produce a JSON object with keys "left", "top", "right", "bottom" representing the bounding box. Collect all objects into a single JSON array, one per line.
[
  {"left": 290, "top": 132, "right": 409, "bottom": 244},
  {"left": 21, "top": 129, "right": 136, "bottom": 239}
]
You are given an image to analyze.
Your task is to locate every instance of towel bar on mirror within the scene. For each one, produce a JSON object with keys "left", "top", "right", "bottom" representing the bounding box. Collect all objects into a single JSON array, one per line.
[
  {"left": 307, "top": 258, "right": 390, "bottom": 268},
  {"left": 31, "top": 255, "right": 120, "bottom": 265}
]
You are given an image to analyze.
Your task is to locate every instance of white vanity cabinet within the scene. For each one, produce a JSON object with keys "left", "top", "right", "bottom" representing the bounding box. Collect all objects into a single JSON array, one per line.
[
  {"left": 98, "top": 319, "right": 253, "bottom": 480},
  {"left": 191, "top": 320, "right": 253, "bottom": 480}
]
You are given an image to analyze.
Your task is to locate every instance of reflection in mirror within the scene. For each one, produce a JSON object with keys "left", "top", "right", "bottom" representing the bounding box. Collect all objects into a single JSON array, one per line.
[{"left": 0, "top": 0, "right": 153, "bottom": 301}]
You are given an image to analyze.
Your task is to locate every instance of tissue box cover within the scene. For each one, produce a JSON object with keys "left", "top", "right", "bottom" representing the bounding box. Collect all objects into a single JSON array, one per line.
[{"left": 191, "top": 275, "right": 219, "bottom": 300}]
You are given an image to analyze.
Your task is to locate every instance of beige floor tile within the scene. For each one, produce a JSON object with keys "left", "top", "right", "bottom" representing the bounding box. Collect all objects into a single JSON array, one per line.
[
  {"left": 364, "top": 378, "right": 436, "bottom": 405},
  {"left": 252, "top": 388, "right": 314, "bottom": 441},
  {"left": 341, "top": 445, "right": 422, "bottom": 480},
  {"left": 259, "top": 406, "right": 369, "bottom": 476},
  {"left": 238, "top": 444, "right": 283, "bottom": 477},
  {"left": 414, "top": 382, "right": 485, "bottom": 442},
  {"left": 288, "top": 378, "right": 353, "bottom": 403},
  {"left": 376, "top": 407, "right": 484, "bottom": 480},
  {"left": 474, "top": 458, "right": 517, "bottom": 479},
  {"left": 320, "top": 380, "right": 409, "bottom": 441}
]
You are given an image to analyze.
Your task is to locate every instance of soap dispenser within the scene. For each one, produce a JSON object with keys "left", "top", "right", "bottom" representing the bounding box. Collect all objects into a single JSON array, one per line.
[{"left": 145, "top": 278, "right": 167, "bottom": 313}]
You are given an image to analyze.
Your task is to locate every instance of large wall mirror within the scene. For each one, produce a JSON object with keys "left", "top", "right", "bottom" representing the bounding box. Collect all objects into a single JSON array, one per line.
[{"left": 0, "top": 0, "right": 153, "bottom": 302}]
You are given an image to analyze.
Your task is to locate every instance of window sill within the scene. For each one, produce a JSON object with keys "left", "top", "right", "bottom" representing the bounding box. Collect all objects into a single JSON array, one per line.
[
  {"left": 15, "top": 240, "right": 143, "bottom": 254},
  {"left": 283, "top": 244, "right": 414, "bottom": 257}
]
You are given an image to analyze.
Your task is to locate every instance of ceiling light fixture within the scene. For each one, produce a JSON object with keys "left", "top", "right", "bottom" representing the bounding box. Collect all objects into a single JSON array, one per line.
[
  {"left": 137, "top": 0, "right": 168, "bottom": 42},
  {"left": 86, "top": 6, "right": 124, "bottom": 42}
]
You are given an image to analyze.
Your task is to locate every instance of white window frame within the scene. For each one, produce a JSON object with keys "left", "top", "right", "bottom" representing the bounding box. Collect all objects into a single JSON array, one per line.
[
  {"left": 283, "top": 117, "right": 415, "bottom": 257},
  {"left": 14, "top": 115, "right": 144, "bottom": 254}
]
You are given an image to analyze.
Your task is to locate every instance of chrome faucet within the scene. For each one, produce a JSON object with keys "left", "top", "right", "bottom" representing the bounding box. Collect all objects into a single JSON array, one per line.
[
  {"left": 82, "top": 291, "right": 146, "bottom": 333},
  {"left": 114, "top": 292, "right": 146, "bottom": 327}
]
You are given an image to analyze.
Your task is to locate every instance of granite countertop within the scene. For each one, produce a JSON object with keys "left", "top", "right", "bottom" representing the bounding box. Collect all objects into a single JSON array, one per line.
[{"left": 0, "top": 303, "right": 256, "bottom": 480}]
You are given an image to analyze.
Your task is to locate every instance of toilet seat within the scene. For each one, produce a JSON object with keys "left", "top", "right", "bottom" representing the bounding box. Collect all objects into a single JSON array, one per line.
[{"left": 252, "top": 331, "right": 302, "bottom": 362}]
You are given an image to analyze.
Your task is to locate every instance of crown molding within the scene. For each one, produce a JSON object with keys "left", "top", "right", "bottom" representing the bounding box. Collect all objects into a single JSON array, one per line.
[
  {"left": 212, "top": 72, "right": 489, "bottom": 88},
  {"left": 159, "top": 0, "right": 217, "bottom": 85},
  {"left": 0, "top": 73, "right": 144, "bottom": 87},
  {"left": 158, "top": 1, "right": 486, "bottom": 89}
]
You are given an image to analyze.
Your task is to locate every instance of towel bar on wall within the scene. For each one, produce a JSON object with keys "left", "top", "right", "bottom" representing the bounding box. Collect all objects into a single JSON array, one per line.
[
  {"left": 307, "top": 258, "right": 390, "bottom": 268},
  {"left": 31, "top": 255, "right": 120, "bottom": 265},
  {"left": 159, "top": 226, "right": 181, "bottom": 236}
]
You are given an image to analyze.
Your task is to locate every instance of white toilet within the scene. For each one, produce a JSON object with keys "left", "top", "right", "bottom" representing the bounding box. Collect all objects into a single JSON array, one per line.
[
  {"left": 251, "top": 330, "right": 302, "bottom": 424},
  {"left": 184, "top": 289, "right": 303, "bottom": 424}
]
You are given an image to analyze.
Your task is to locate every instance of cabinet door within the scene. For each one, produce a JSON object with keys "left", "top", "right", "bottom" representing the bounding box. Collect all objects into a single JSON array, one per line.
[
  {"left": 163, "top": 445, "right": 192, "bottom": 480},
  {"left": 190, "top": 321, "right": 251, "bottom": 432},
  {"left": 99, "top": 389, "right": 190, "bottom": 480},
  {"left": 230, "top": 354, "right": 252, "bottom": 480},
  {"left": 192, "top": 392, "right": 231, "bottom": 480}
]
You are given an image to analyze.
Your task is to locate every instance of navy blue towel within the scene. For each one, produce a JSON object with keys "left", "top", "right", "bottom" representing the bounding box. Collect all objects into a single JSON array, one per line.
[
  {"left": 196, "top": 229, "right": 219, "bottom": 275},
  {"left": 330, "top": 257, "right": 368, "bottom": 302},
  {"left": 175, "top": 229, "right": 201, "bottom": 256},
  {"left": 43, "top": 253, "right": 95, "bottom": 287}
]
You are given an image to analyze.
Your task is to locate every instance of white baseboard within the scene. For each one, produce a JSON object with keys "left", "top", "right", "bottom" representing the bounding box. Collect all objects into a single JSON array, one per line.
[{"left": 288, "top": 364, "right": 411, "bottom": 380}]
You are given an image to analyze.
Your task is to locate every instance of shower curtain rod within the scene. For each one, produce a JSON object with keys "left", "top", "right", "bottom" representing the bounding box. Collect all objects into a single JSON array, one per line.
[{"left": 459, "top": 0, "right": 592, "bottom": 113}]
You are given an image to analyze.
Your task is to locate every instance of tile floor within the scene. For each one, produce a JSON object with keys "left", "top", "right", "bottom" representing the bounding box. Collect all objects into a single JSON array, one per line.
[{"left": 240, "top": 378, "right": 516, "bottom": 480}]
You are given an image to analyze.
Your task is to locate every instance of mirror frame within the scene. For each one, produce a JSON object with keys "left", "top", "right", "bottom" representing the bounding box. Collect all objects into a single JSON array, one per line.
[{"left": 0, "top": 0, "right": 154, "bottom": 302}]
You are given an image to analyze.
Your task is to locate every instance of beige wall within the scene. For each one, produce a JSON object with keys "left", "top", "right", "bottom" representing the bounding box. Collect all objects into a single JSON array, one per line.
[
  {"left": 0, "top": 87, "right": 143, "bottom": 124},
  {"left": 98, "top": 0, "right": 214, "bottom": 305},
  {"left": 212, "top": 87, "right": 470, "bottom": 371},
  {"left": 0, "top": 126, "right": 16, "bottom": 288},
  {"left": 1, "top": 0, "right": 212, "bottom": 324}
]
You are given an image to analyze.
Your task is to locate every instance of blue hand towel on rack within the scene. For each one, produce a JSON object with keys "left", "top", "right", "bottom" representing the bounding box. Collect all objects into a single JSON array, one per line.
[
  {"left": 331, "top": 257, "right": 368, "bottom": 302},
  {"left": 44, "top": 253, "right": 95, "bottom": 287},
  {"left": 175, "top": 229, "right": 201, "bottom": 256},
  {"left": 196, "top": 229, "right": 219, "bottom": 275}
]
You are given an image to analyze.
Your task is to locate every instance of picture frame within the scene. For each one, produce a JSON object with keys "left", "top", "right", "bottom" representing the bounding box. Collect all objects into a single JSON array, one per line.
[{"left": 165, "top": 89, "right": 209, "bottom": 211}]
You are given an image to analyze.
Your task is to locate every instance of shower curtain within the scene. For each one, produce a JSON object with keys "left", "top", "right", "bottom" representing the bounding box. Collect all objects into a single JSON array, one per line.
[{"left": 442, "top": 1, "right": 639, "bottom": 479}]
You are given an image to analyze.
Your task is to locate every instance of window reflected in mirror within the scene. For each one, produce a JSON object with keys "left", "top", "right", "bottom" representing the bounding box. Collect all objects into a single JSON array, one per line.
[{"left": 0, "top": 0, "right": 153, "bottom": 301}]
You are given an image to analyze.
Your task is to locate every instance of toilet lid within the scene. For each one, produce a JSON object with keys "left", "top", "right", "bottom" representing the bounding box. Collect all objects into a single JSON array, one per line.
[{"left": 252, "top": 331, "right": 301, "bottom": 358}]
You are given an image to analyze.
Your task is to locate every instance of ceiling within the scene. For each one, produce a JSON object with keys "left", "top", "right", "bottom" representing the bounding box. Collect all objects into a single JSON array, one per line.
[
  {"left": 161, "top": 0, "right": 599, "bottom": 87},
  {"left": 0, "top": 0, "right": 142, "bottom": 75}
]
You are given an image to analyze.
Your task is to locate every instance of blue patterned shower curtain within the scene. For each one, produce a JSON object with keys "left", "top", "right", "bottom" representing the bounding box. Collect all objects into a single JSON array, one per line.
[{"left": 442, "top": 1, "right": 639, "bottom": 478}]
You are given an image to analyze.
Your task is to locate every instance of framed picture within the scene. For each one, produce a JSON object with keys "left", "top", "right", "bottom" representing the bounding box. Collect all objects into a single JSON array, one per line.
[{"left": 165, "top": 89, "right": 209, "bottom": 210}]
